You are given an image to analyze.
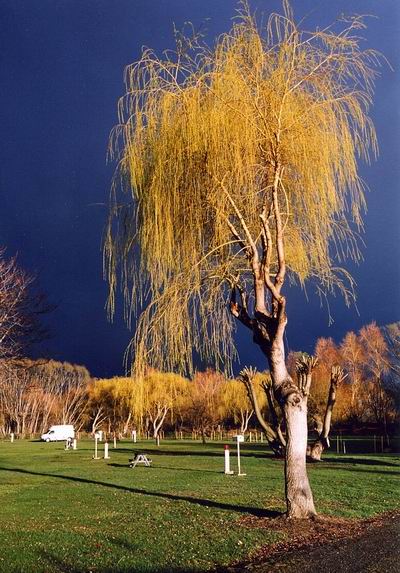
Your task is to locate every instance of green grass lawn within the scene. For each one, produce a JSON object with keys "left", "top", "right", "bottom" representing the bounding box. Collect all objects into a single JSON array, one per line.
[{"left": 0, "top": 439, "right": 399, "bottom": 573}]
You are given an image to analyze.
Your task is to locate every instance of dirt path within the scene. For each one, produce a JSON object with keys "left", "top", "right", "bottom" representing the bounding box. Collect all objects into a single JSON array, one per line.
[{"left": 221, "top": 512, "right": 400, "bottom": 573}]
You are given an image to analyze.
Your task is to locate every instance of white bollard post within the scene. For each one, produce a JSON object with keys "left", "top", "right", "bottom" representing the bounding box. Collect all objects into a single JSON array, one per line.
[
  {"left": 343, "top": 440, "right": 346, "bottom": 454},
  {"left": 93, "top": 436, "right": 100, "bottom": 459},
  {"left": 104, "top": 442, "right": 110, "bottom": 459},
  {"left": 224, "top": 445, "right": 234, "bottom": 475},
  {"left": 235, "top": 435, "right": 246, "bottom": 476},
  {"left": 260, "top": 432, "right": 264, "bottom": 443},
  {"left": 10, "top": 433, "right": 14, "bottom": 443},
  {"left": 132, "top": 430, "right": 137, "bottom": 443},
  {"left": 113, "top": 435, "right": 117, "bottom": 449},
  {"left": 73, "top": 439, "right": 77, "bottom": 450}
]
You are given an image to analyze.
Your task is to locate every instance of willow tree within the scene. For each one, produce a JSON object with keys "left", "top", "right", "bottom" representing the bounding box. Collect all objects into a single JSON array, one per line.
[{"left": 105, "top": 2, "right": 379, "bottom": 518}]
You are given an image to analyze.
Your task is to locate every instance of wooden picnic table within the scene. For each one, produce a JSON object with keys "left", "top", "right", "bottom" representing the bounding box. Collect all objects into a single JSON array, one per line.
[{"left": 129, "top": 453, "right": 152, "bottom": 468}]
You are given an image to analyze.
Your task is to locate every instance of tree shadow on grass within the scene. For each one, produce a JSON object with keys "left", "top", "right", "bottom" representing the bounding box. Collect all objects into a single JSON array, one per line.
[
  {"left": 38, "top": 549, "right": 83, "bottom": 573},
  {"left": 111, "top": 445, "right": 275, "bottom": 459},
  {"left": 38, "top": 548, "right": 201, "bottom": 573},
  {"left": 108, "top": 462, "right": 220, "bottom": 474},
  {"left": 0, "top": 466, "right": 281, "bottom": 518},
  {"left": 150, "top": 464, "right": 221, "bottom": 473},
  {"left": 109, "top": 538, "right": 213, "bottom": 572}
]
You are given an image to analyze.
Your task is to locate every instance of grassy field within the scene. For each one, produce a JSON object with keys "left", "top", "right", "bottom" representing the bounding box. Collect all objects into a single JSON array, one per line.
[{"left": 0, "top": 438, "right": 399, "bottom": 573}]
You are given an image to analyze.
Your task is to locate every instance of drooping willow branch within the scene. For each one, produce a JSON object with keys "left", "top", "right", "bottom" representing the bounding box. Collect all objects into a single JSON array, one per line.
[{"left": 105, "top": 1, "right": 380, "bottom": 376}]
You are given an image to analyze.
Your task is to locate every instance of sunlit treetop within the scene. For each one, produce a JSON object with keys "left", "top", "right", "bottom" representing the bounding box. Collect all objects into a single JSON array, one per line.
[{"left": 105, "top": 1, "right": 381, "bottom": 376}]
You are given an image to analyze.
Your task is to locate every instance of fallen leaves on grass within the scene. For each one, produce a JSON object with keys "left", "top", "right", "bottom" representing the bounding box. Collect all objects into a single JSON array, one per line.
[{"left": 233, "top": 509, "right": 400, "bottom": 567}]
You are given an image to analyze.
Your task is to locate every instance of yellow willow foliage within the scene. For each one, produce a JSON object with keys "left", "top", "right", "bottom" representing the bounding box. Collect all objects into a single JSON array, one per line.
[
  {"left": 105, "top": 2, "right": 380, "bottom": 375},
  {"left": 223, "top": 375, "right": 266, "bottom": 414},
  {"left": 130, "top": 370, "right": 190, "bottom": 419},
  {"left": 91, "top": 377, "right": 134, "bottom": 400}
]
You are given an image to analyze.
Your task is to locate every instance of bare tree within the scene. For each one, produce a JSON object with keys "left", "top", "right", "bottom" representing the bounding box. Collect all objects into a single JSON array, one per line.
[
  {"left": 105, "top": 3, "right": 380, "bottom": 517},
  {"left": 0, "top": 249, "right": 53, "bottom": 435},
  {"left": 382, "top": 323, "right": 400, "bottom": 416},
  {"left": 0, "top": 359, "right": 90, "bottom": 436},
  {"left": 0, "top": 250, "right": 44, "bottom": 363},
  {"left": 90, "top": 406, "right": 108, "bottom": 435},
  {"left": 359, "top": 323, "right": 393, "bottom": 442},
  {"left": 340, "top": 332, "right": 365, "bottom": 418},
  {"left": 306, "top": 364, "right": 347, "bottom": 461},
  {"left": 186, "top": 370, "right": 224, "bottom": 444}
]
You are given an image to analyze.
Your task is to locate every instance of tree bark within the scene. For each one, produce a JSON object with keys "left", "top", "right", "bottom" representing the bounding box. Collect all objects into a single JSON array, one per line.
[
  {"left": 268, "top": 330, "right": 316, "bottom": 518},
  {"left": 307, "top": 438, "right": 326, "bottom": 462},
  {"left": 284, "top": 395, "right": 316, "bottom": 518},
  {"left": 238, "top": 309, "right": 317, "bottom": 518}
]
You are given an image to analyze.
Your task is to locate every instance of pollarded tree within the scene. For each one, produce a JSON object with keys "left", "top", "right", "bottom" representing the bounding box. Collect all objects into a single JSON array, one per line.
[
  {"left": 303, "top": 361, "right": 348, "bottom": 462},
  {"left": 105, "top": 2, "right": 379, "bottom": 518},
  {"left": 312, "top": 339, "right": 343, "bottom": 423},
  {"left": 239, "top": 367, "right": 286, "bottom": 455}
]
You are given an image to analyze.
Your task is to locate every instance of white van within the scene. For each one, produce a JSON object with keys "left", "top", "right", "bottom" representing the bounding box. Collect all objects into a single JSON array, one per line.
[{"left": 41, "top": 425, "right": 75, "bottom": 442}]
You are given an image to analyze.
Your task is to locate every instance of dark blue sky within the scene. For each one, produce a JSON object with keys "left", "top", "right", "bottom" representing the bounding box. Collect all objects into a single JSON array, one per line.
[{"left": 0, "top": 0, "right": 399, "bottom": 377}]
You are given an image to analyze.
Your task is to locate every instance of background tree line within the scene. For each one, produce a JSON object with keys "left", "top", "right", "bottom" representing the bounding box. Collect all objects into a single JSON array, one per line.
[{"left": 1, "top": 321, "right": 398, "bottom": 440}]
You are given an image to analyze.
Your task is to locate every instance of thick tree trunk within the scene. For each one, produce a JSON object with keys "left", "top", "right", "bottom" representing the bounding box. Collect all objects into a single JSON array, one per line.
[
  {"left": 234, "top": 298, "right": 316, "bottom": 517},
  {"left": 268, "top": 336, "right": 316, "bottom": 519},
  {"left": 284, "top": 395, "right": 316, "bottom": 518}
]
